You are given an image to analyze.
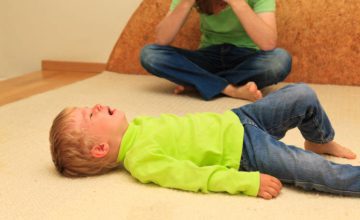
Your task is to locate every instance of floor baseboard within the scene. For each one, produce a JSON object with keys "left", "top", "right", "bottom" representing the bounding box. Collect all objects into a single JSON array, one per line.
[{"left": 42, "top": 60, "right": 106, "bottom": 73}]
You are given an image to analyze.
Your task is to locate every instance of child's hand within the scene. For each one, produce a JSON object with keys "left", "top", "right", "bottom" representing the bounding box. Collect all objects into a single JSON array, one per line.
[{"left": 257, "top": 173, "right": 282, "bottom": 200}]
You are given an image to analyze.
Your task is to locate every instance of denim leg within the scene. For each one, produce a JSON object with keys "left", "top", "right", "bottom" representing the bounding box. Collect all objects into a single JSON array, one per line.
[
  {"left": 233, "top": 83, "right": 334, "bottom": 143},
  {"left": 140, "top": 44, "right": 229, "bottom": 100},
  {"left": 239, "top": 124, "right": 360, "bottom": 196},
  {"left": 219, "top": 48, "right": 292, "bottom": 89}
]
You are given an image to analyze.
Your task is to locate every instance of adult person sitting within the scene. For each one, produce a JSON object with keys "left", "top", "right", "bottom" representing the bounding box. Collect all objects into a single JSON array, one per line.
[{"left": 140, "top": 0, "right": 292, "bottom": 101}]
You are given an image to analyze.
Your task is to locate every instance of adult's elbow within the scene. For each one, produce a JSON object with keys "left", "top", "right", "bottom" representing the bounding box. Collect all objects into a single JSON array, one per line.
[
  {"left": 260, "top": 44, "right": 276, "bottom": 51},
  {"left": 155, "top": 28, "right": 172, "bottom": 45},
  {"left": 259, "top": 39, "right": 277, "bottom": 51},
  {"left": 154, "top": 37, "right": 171, "bottom": 46}
]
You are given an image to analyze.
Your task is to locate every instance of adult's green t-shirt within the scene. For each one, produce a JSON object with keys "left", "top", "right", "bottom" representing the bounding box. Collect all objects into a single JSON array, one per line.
[{"left": 170, "top": 0, "right": 276, "bottom": 49}]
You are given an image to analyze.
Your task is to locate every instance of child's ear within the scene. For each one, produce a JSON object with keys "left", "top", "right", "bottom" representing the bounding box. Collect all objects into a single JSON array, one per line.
[{"left": 90, "top": 143, "right": 110, "bottom": 158}]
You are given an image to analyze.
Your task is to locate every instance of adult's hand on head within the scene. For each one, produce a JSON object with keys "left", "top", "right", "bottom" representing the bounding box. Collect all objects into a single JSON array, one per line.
[
  {"left": 222, "top": 0, "right": 245, "bottom": 5},
  {"left": 156, "top": 0, "right": 196, "bottom": 45},
  {"left": 257, "top": 173, "right": 283, "bottom": 200},
  {"left": 183, "top": 0, "right": 196, "bottom": 5}
]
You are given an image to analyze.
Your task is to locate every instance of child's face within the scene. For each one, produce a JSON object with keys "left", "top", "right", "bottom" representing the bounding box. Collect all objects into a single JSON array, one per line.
[{"left": 71, "top": 104, "right": 128, "bottom": 148}]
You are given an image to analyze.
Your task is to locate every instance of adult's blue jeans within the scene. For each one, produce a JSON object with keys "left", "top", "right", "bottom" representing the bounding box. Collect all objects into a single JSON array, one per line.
[
  {"left": 232, "top": 83, "right": 360, "bottom": 196},
  {"left": 140, "top": 44, "right": 292, "bottom": 100}
]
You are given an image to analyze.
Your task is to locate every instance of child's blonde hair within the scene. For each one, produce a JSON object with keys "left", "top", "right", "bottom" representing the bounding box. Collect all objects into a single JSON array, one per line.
[{"left": 49, "top": 107, "right": 118, "bottom": 177}]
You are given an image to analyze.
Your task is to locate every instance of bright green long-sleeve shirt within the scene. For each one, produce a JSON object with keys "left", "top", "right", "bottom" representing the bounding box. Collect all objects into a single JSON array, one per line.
[{"left": 117, "top": 110, "right": 260, "bottom": 196}]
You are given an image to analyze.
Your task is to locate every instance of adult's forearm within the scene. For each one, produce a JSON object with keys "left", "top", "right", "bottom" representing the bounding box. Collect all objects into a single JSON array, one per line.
[
  {"left": 227, "top": 0, "right": 277, "bottom": 50},
  {"left": 155, "top": 0, "right": 195, "bottom": 45}
]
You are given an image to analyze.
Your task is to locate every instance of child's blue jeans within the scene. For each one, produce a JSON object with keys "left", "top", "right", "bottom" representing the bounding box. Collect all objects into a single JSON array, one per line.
[
  {"left": 140, "top": 44, "right": 292, "bottom": 100},
  {"left": 232, "top": 83, "right": 360, "bottom": 196}
]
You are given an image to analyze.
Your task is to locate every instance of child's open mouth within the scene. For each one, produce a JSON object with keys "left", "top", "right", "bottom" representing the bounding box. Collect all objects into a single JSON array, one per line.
[{"left": 107, "top": 106, "right": 114, "bottom": 115}]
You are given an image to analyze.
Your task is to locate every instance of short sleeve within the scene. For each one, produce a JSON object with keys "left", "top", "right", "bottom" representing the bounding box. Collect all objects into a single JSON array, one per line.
[
  {"left": 252, "top": 0, "right": 276, "bottom": 13},
  {"left": 169, "top": 0, "right": 182, "bottom": 11}
]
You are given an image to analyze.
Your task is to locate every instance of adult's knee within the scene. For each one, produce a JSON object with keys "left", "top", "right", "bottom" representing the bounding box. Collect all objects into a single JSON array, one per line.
[
  {"left": 272, "top": 48, "right": 292, "bottom": 81},
  {"left": 140, "top": 44, "right": 161, "bottom": 69},
  {"left": 140, "top": 44, "right": 173, "bottom": 70}
]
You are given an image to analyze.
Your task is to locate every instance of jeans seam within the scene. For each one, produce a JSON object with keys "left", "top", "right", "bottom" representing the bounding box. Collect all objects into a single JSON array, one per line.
[{"left": 279, "top": 178, "right": 360, "bottom": 196}]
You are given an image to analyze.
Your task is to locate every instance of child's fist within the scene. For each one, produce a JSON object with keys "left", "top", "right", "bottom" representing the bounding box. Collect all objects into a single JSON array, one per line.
[{"left": 257, "top": 173, "right": 283, "bottom": 200}]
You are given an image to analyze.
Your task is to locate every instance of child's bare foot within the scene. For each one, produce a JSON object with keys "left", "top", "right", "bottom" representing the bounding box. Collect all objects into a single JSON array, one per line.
[
  {"left": 304, "top": 140, "right": 357, "bottom": 159},
  {"left": 174, "top": 85, "right": 195, "bottom": 94},
  {"left": 222, "top": 82, "right": 263, "bottom": 101}
]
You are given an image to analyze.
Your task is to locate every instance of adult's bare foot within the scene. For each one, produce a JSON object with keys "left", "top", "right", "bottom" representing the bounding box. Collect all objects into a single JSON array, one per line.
[
  {"left": 304, "top": 140, "right": 357, "bottom": 159},
  {"left": 174, "top": 85, "right": 195, "bottom": 94},
  {"left": 174, "top": 85, "right": 185, "bottom": 94},
  {"left": 222, "top": 82, "right": 262, "bottom": 101}
]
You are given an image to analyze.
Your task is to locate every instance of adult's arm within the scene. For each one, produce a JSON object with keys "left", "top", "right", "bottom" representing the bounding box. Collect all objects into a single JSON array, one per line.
[
  {"left": 225, "top": 0, "right": 278, "bottom": 50},
  {"left": 155, "top": 0, "right": 196, "bottom": 45}
]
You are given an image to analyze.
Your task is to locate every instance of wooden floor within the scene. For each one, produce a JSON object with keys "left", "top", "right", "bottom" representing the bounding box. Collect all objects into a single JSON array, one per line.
[{"left": 0, "top": 71, "right": 100, "bottom": 106}]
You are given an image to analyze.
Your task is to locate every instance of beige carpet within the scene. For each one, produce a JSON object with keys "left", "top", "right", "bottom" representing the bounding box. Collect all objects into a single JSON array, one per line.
[{"left": 1, "top": 71, "right": 359, "bottom": 220}]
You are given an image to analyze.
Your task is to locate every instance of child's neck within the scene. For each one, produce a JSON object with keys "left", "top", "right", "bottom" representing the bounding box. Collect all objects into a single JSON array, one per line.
[{"left": 111, "top": 123, "right": 129, "bottom": 163}]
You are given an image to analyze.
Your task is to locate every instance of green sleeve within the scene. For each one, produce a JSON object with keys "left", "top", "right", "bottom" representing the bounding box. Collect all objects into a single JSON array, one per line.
[
  {"left": 252, "top": 0, "right": 276, "bottom": 13},
  {"left": 125, "top": 151, "right": 260, "bottom": 197},
  {"left": 169, "top": 0, "right": 197, "bottom": 11},
  {"left": 169, "top": 0, "right": 181, "bottom": 11}
]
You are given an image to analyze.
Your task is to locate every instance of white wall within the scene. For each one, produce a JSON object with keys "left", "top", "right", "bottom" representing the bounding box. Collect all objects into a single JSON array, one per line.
[
  {"left": 0, "top": 0, "right": 142, "bottom": 79},
  {"left": 0, "top": 36, "right": 11, "bottom": 80}
]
